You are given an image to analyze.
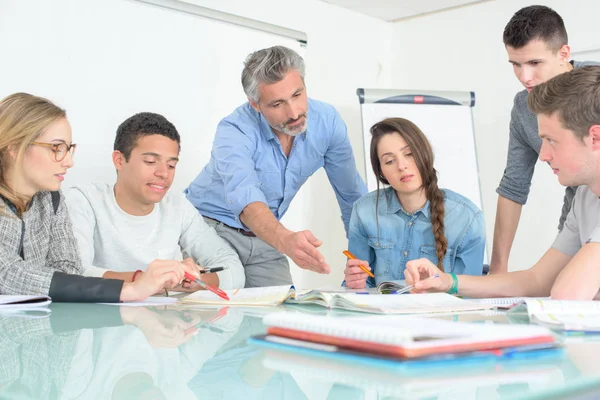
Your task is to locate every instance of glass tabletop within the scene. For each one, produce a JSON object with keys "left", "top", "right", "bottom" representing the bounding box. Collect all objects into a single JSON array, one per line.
[{"left": 2, "top": 303, "right": 600, "bottom": 400}]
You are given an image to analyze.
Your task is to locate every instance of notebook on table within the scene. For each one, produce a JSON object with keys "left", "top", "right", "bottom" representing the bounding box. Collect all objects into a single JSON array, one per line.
[
  {"left": 178, "top": 285, "right": 495, "bottom": 314},
  {"left": 522, "top": 298, "right": 600, "bottom": 332},
  {"left": 259, "top": 312, "right": 558, "bottom": 359},
  {"left": 470, "top": 297, "right": 550, "bottom": 310}
]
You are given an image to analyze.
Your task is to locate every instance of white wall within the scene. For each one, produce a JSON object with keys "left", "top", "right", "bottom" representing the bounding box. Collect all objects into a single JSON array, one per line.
[{"left": 389, "top": 0, "right": 600, "bottom": 271}]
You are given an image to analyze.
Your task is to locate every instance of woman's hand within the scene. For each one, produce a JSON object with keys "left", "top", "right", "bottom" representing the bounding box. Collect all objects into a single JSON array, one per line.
[
  {"left": 343, "top": 258, "right": 371, "bottom": 289},
  {"left": 405, "top": 258, "right": 453, "bottom": 293}
]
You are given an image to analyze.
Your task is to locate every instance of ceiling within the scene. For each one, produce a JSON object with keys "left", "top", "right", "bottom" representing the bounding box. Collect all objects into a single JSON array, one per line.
[{"left": 318, "top": 0, "right": 491, "bottom": 22}]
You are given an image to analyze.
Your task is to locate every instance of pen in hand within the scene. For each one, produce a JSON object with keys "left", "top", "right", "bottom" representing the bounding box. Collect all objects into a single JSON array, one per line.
[
  {"left": 184, "top": 272, "right": 230, "bottom": 301},
  {"left": 342, "top": 250, "right": 375, "bottom": 278},
  {"left": 394, "top": 274, "right": 440, "bottom": 294}
]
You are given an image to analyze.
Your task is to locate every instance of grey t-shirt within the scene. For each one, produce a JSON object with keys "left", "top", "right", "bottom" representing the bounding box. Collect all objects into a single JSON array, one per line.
[
  {"left": 496, "top": 60, "right": 600, "bottom": 230},
  {"left": 552, "top": 186, "right": 600, "bottom": 256}
]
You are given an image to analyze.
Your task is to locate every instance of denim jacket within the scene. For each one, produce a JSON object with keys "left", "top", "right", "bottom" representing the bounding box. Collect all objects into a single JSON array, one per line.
[{"left": 348, "top": 187, "right": 486, "bottom": 287}]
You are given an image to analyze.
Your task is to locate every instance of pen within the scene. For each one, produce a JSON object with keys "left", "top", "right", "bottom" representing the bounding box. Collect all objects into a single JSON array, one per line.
[
  {"left": 342, "top": 250, "right": 375, "bottom": 278},
  {"left": 184, "top": 272, "right": 230, "bottom": 301},
  {"left": 199, "top": 266, "right": 227, "bottom": 274},
  {"left": 394, "top": 274, "right": 440, "bottom": 294}
]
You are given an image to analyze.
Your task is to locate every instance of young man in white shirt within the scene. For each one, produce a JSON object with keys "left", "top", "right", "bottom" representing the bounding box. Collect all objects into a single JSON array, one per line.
[{"left": 67, "top": 112, "right": 245, "bottom": 290}]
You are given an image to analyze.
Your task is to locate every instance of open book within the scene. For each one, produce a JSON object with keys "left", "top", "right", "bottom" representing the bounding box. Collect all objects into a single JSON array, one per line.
[
  {"left": 259, "top": 313, "right": 557, "bottom": 359},
  {"left": 523, "top": 298, "right": 600, "bottom": 332},
  {"left": 376, "top": 280, "right": 407, "bottom": 294},
  {"left": 0, "top": 295, "right": 51, "bottom": 309},
  {"left": 179, "top": 285, "right": 495, "bottom": 314}
]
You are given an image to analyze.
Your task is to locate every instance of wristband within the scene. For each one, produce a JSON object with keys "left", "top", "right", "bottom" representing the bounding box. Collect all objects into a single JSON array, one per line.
[
  {"left": 447, "top": 273, "right": 459, "bottom": 295},
  {"left": 132, "top": 269, "right": 142, "bottom": 282}
]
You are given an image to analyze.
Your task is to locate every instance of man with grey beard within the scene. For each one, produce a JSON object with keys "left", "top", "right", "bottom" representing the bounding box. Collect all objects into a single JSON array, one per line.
[{"left": 185, "top": 46, "right": 366, "bottom": 287}]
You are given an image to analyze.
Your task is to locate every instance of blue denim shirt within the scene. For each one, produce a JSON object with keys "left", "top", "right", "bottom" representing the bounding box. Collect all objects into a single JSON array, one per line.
[
  {"left": 185, "top": 98, "right": 367, "bottom": 234},
  {"left": 348, "top": 187, "right": 486, "bottom": 287}
]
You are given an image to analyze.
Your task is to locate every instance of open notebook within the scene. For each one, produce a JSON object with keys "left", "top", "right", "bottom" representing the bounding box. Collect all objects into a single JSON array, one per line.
[
  {"left": 259, "top": 313, "right": 557, "bottom": 359},
  {"left": 522, "top": 298, "right": 600, "bottom": 332},
  {"left": 179, "top": 285, "right": 495, "bottom": 314},
  {"left": 376, "top": 280, "right": 407, "bottom": 294}
]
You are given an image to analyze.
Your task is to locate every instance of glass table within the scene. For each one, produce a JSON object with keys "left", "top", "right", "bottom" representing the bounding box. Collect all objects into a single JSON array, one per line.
[{"left": 2, "top": 302, "right": 600, "bottom": 399}]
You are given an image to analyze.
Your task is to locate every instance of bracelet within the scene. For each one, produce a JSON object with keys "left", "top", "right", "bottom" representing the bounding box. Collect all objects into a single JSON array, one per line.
[
  {"left": 447, "top": 273, "right": 459, "bottom": 295},
  {"left": 132, "top": 269, "right": 142, "bottom": 282}
]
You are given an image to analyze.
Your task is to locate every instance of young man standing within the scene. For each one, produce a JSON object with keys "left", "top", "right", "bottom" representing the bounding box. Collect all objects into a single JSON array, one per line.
[
  {"left": 490, "top": 5, "right": 598, "bottom": 274},
  {"left": 185, "top": 46, "right": 367, "bottom": 287},
  {"left": 67, "top": 112, "right": 245, "bottom": 290},
  {"left": 406, "top": 66, "right": 600, "bottom": 300}
]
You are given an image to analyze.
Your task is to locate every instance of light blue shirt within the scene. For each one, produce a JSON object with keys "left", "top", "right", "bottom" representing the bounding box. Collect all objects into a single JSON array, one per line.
[
  {"left": 348, "top": 187, "right": 486, "bottom": 287},
  {"left": 185, "top": 98, "right": 367, "bottom": 234}
]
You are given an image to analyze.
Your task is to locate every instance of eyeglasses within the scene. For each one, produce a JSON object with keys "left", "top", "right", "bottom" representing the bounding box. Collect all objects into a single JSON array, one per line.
[{"left": 31, "top": 142, "right": 77, "bottom": 162}]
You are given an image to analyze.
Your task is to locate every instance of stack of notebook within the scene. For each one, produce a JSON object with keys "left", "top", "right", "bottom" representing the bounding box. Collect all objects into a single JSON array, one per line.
[{"left": 250, "top": 313, "right": 560, "bottom": 363}]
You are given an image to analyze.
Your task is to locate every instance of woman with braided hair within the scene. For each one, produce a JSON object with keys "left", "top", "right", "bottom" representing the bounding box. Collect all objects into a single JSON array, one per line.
[{"left": 343, "top": 118, "right": 485, "bottom": 289}]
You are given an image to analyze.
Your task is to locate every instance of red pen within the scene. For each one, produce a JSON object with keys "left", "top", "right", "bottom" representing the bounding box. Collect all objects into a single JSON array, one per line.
[{"left": 184, "top": 272, "right": 230, "bottom": 301}]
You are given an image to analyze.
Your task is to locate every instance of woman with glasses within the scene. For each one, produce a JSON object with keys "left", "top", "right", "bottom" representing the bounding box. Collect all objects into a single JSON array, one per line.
[{"left": 0, "top": 92, "right": 194, "bottom": 302}]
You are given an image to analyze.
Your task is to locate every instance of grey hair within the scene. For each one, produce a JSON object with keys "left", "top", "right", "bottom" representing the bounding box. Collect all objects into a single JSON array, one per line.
[{"left": 241, "top": 46, "right": 306, "bottom": 103}]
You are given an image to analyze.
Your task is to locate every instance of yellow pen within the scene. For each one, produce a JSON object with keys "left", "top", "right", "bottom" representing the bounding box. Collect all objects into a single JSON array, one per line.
[{"left": 342, "top": 250, "right": 375, "bottom": 278}]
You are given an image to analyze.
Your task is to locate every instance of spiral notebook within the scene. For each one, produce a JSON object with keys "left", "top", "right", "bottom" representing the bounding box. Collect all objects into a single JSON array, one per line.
[
  {"left": 470, "top": 297, "right": 550, "bottom": 310},
  {"left": 261, "top": 313, "right": 557, "bottom": 359}
]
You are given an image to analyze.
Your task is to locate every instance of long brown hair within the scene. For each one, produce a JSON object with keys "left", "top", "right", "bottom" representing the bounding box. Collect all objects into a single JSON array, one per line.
[
  {"left": 370, "top": 118, "right": 448, "bottom": 270},
  {"left": 0, "top": 93, "right": 66, "bottom": 215}
]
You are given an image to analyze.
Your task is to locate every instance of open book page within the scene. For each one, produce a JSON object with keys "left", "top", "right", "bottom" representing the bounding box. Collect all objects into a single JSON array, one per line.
[
  {"left": 0, "top": 295, "right": 51, "bottom": 308},
  {"left": 179, "top": 285, "right": 293, "bottom": 306},
  {"left": 329, "top": 293, "right": 494, "bottom": 314},
  {"left": 524, "top": 299, "right": 600, "bottom": 331},
  {"left": 376, "top": 280, "right": 406, "bottom": 293}
]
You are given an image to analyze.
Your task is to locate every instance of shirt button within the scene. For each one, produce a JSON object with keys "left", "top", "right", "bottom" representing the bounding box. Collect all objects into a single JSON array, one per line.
[
  {"left": 229, "top": 200, "right": 233, "bottom": 204},
  {"left": 404, "top": 251, "right": 408, "bottom": 256},
  {"left": 408, "top": 222, "right": 412, "bottom": 226}
]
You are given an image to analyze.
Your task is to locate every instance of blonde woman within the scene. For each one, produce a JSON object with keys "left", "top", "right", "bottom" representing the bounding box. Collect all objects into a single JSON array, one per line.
[{"left": 0, "top": 92, "right": 192, "bottom": 302}]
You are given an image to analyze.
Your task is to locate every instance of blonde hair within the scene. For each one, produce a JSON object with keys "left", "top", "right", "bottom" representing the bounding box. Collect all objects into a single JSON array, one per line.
[{"left": 0, "top": 93, "right": 66, "bottom": 215}]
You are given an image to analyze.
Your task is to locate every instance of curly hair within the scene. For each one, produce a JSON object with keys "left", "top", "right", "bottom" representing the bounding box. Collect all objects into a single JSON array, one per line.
[{"left": 114, "top": 112, "right": 180, "bottom": 161}]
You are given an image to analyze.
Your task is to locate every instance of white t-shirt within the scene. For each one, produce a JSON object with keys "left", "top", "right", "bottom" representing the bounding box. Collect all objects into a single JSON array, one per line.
[
  {"left": 66, "top": 183, "right": 245, "bottom": 289},
  {"left": 552, "top": 185, "right": 600, "bottom": 256}
]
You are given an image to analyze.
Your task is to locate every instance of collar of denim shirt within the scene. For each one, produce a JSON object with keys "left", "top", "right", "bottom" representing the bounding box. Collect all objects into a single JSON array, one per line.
[{"left": 382, "top": 186, "right": 431, "bottom": 220}]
